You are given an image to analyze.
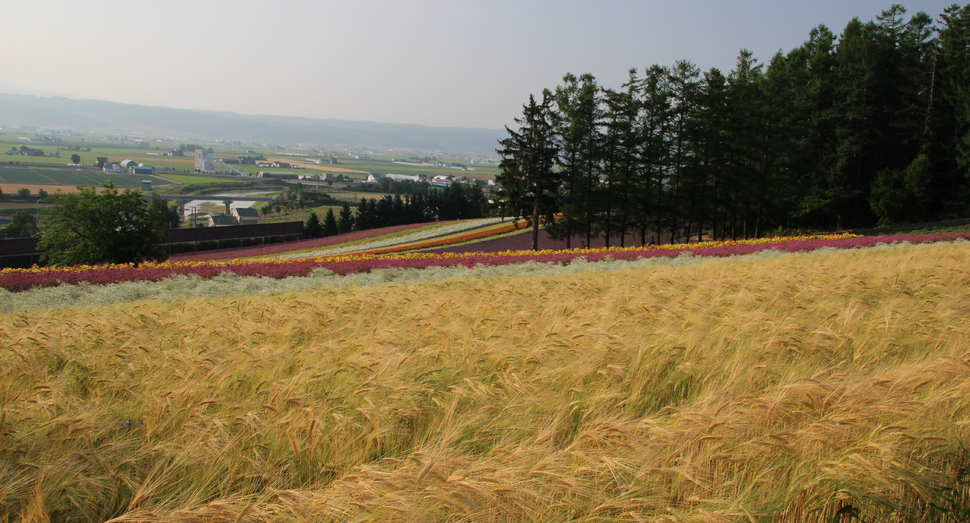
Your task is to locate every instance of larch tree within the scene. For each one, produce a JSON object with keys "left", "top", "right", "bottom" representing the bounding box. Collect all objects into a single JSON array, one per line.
[
  {"left": 337, "top": 201, "right": 355, "bottom": 233},
  {"left": 496, "top": 92, "right": 561, "bottom": 251},
  {"left": 601, "top": 69, "right": 644, "bottom": 247},
  {"left": 323, "top": 208, "right": 339, "bottom": 236},
  {"left": 303, "top": 211, "right": 324, "bottom": 238},
  {"left": 548, "top": 73, "right": 604, "bottom": 248}
]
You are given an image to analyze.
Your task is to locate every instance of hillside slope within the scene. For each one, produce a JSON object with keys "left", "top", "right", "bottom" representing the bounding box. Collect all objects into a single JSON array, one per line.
[
  {"left": 0, "top": 93, "right": 505, "bottom": 154},
  {"left": 2, "top": 242, "right": 970, "bottom": 522}
]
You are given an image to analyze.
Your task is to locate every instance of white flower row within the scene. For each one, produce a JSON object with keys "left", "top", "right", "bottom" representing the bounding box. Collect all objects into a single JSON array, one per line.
[{"left": 272, "top": 217, "right": 510, "bottom": 259}]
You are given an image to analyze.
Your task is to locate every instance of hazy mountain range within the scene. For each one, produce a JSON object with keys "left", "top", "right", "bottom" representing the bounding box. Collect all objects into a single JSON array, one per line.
[{"left": 0, "top": 93, "right": 505, "bottom": 155}]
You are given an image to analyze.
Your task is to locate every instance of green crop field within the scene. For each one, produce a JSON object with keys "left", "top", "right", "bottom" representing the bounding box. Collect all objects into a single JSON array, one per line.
[
  {"left": 0, "top": 166, "right": 173, "bottom": 188},
  {"left": 1, "top": 153, "right": 193, "bottom": 172},
  {"left": 334, "top": 158, "right": 500, "bottom": 179},
  {"left": 0, "top": 137, "right": 501, "bottom": 195},
  {"left": 161, "top": 173, "right": 244, "bottom": 184},
  {"left": 0, "top": 203, "right": 46, "bottom": 215}
]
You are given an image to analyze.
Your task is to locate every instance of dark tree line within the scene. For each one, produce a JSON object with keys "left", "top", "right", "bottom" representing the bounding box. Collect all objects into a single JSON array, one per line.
[
  {"left": 346, "top": 178, "right": 432, "bottom": 195},
  {"left": 354, "top": 182, "right": 487, "bottom": 229},
  {"left": 303, "top": 182, "right": 487, "bottom": 238},
  {"left": 497, "top": 4, "right": 970, "bottom": 249}
]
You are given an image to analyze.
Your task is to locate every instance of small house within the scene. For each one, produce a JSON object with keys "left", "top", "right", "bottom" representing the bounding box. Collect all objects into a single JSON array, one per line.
[
  {"left": 208, "top": 214, "right": 237, "bottom": 227},
  {"left": 231, "top": 207, "right": 260, "bottom": 225},
  {"left": 385, "top": 173, "right": 422, "bottom": 182}
]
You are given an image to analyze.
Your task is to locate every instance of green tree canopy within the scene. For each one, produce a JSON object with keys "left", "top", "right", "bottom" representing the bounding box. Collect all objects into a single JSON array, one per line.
[
  {"left": 2, "top": 210, "right": 39, "bottom": 239},
  {"left": 38, "top": 183, "right": 169, "bottom": 266}
]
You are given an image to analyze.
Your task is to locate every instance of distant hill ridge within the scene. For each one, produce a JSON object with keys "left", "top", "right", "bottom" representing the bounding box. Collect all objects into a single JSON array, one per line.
[{"left": 0, "top": 93, "right": 505, "bottom": 155}]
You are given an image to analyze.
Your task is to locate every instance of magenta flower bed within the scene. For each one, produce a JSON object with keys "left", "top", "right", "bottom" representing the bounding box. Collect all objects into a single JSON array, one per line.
[{"left": 2, "top": 233, "right": 967, "bottom": 293}]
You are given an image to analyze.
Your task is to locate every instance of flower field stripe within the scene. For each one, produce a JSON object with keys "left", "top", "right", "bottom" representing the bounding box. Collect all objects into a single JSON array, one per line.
[
  {"left": 267, "top": 218, "right": 509, "bottom": 259},
  {"left": 347, "top": 220, "right": 526, "bottom": 256},
  {"left": 168, "top": 222, "right": 432, "bottom": 262},
  {"left": 2, "top": 233, "right": 968, "bottom": 292}
]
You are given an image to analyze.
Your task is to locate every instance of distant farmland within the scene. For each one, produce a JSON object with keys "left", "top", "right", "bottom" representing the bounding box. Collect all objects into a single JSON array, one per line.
[{"left": 0, "top": 166, "right": 173, "bottom": 188}]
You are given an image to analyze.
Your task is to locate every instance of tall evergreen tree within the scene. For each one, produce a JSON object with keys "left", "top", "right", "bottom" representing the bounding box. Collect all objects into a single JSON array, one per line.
[
  {"left": 937, "top": 4, "right": 970, "bottom": 206},
  {"left": 323, "top": 208, "right": 339, "bottom": 236},
  {"left": 354, "top": 198, "right": 372, "bottom": 231},
  {"left": 636, "top": 64, "right": 675, "bottom": 244},
  {"left": 694, "top": 67, "right": 730, "bottom": 241},
  {"left": 758, "top": 51, "right": 807, "bottom": 233},
  {"left": 549, "top": 73, "right": 603, "bottom": 248},
  {"left": 496, "top": 92, "right": 561, "bottom": 250},
  {"left": 666, "top": 60, "right": 702, "bottom": 243},
  {"left": 725, "top": 50, "right": 767, "bottom": 239},
  {"left": 601, "top": 70, "right": 643, "bottom": 246},
  {"left": 303, "top": 211, "right": 324, "bottom": 238},
  {"left": 337, "top": 201, "right": 355, "bottom": 233},
  {"left": 820, "top": 17, "right": 882, "bottom": 229},
  {"left": 376, "top": 196, "right": 394, "bottom": 228}
]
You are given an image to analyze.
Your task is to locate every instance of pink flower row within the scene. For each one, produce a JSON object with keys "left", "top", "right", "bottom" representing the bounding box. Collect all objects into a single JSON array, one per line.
[{"left": 1, "top": 233, "right": 966, "bottom": 293}]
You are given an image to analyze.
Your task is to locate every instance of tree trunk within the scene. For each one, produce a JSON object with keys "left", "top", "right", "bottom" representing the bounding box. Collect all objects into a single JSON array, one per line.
[{"left": 531, "top": 195, "right": 540, "bottom": 251}]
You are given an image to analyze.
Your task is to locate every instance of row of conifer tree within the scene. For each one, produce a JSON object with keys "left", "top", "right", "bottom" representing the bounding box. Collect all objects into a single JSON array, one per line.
[
  {"left": 304, "top": 182, "right": 488, "bottom": 238},
  {"left": 496, "top": 4, "right": 970, "bottom": 249}
]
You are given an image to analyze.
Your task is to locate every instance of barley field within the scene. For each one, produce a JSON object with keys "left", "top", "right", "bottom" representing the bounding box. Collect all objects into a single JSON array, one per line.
[{"left": 2, "top": 242, "right": 970, "bottom": 522}]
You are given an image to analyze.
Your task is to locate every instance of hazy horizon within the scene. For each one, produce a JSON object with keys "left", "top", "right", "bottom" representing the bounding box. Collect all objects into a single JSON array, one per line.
[{"left": 1, "top": 0, "right": 960, "bottom": 130}]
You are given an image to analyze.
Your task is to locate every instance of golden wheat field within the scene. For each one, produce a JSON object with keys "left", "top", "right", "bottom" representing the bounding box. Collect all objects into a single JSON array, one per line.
[{"left": 3, "top": 242, "right": 970, "bottom": 522}]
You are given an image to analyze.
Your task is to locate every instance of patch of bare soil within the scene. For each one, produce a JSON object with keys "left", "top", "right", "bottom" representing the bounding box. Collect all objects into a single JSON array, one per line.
[{"left": 0, "top": 184, "right": 81, "bottom": 194}]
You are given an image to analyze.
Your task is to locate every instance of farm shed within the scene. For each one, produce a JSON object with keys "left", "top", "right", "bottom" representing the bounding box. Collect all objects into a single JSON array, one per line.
[
  {"left": 259, "top": 171, "right": 300, "bottom": 180},
  {"left": 385, "top": 173, "right": 425, "bottom": 182},
  {"left": 231, "top": 207, "right": 260, "bottom": 226},
  {"left": 208, "top": 215, "right": 237, "bottom": 227}
]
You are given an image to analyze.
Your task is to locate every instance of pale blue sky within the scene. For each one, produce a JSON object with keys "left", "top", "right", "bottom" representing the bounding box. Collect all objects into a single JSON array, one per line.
[{"left": 0, "top": 0, "right": 960, "bottom": 130}]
